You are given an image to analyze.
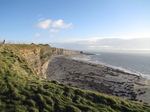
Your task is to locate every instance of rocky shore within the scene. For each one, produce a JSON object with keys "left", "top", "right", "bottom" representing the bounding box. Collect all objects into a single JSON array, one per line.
[{"left": 46, "top": 54, "right": 150, "bottom": 104}]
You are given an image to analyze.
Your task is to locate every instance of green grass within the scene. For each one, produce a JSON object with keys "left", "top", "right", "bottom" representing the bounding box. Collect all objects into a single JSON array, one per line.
[
  {"left": 12, "top": 43, "right": 53, "bottom": 64},
  {"left": 0, "top": 44, "right": 150, "bottom": 112}
]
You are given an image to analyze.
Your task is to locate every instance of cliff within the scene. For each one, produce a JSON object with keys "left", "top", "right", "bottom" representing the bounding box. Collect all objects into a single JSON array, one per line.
[
  {"left": 13, "top": 44, "right": 52, "bottom": 78},
  {"left": 12, "top": 44, "right": 80, "bottom": 78},
  {"left": 52, "top": 47, "right": 80, "bottom": 55},
  {"left": 0, "top": 44, "right": 150, "bottom": 111}
]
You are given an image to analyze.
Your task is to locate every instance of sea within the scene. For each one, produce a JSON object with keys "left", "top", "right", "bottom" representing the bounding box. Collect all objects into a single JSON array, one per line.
[{"left": 73, "top": 51, "right": 150, "bottom": 79}]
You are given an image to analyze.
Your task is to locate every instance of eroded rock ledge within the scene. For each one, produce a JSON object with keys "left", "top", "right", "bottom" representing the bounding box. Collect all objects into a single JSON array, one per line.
[{"left": 16, "top": 44, "right": 80, "bottom": 78}]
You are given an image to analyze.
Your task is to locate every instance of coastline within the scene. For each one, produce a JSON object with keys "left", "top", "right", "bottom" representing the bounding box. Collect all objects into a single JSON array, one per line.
[{"left": 46, "top": 54, "right": 150, "bottom": 104}]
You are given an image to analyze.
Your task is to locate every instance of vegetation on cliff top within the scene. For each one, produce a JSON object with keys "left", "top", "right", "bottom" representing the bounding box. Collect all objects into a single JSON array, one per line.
[
  {"left": 0, "top": 44, "right": 150, "bottom": 112},
  {"left": 13, "top": 44, "right": 53, "bottom": 64}
]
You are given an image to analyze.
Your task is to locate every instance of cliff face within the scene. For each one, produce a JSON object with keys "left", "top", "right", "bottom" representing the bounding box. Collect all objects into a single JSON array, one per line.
[
  {"left": 52, "top": 47, "right": 80, "bottom": 55},
  {"left": 13, "top": 44, "right": 79, "bottom": 78},
  {"left": 14, "top": 44, "right": 52, "bottom": 78}
]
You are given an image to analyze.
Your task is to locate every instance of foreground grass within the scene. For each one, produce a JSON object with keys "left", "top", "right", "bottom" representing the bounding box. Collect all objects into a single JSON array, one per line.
[{"left": 0, "top": 44, "right": 150, "bottom": 112}]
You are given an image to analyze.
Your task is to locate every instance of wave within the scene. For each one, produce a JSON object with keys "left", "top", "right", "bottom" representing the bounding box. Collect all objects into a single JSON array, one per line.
[
  {"left": 72, "top": 55, "right": 150, "bottom": 79},
  {"left": 95, "top": 54, "right": 101, "bottom": 55}
]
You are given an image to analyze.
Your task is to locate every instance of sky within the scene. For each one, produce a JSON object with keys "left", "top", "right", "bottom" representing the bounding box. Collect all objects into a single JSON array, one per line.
[{"left": 1, "top": 0, "right": 150, "bottom": 52}]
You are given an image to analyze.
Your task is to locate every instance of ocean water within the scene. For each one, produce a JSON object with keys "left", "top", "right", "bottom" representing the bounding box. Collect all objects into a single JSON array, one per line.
[{"left": 73, "top": 52, "right": 150, "bottom": 79}]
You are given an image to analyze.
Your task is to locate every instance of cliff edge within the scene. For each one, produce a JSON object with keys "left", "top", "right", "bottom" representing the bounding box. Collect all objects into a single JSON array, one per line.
[
  {"left": 0, "top": 44, "right": 150, "bottom": 111},
  {"left": 52, "top": 47, "right": 80, "bottom": 55},
  {"left": 12, "top": 44, "right": 79, "bottom": 78},
  {"left": 13, "top": 44, "right": 52, "bottom": 78}
]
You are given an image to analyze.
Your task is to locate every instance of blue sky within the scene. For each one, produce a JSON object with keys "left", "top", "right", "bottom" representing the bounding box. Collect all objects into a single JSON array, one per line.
[{"left": 1, "top": 0, "right": 150, "bottom": 51}]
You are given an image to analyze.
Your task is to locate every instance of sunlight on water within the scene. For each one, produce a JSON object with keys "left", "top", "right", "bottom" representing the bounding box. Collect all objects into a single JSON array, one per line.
[{"left": 73, "top": 52, "right": 150, "bottom": 79}]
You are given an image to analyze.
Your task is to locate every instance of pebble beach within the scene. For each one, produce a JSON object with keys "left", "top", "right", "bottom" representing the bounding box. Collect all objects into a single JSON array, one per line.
[{"left": 46, "top": 54, "right": 150, "bottom": 104}]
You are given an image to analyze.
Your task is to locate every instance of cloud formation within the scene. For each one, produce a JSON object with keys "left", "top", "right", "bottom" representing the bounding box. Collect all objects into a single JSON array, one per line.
[
  {"left": 35, "top": 33, "right": 41, "bottom": 37},
  {"left": 33, "top": 19, "right": 72, "bottom": 38},
  {"left": 49, "top": 29, "right": 60, "bottom": 33},
  {"left": 34, "top": 19, "right": 52, "bottom": 29},
  {"left": 50, "top": 35, "right": 55, "bottom": 38},
  {"left": 49, "top": 37, "right": 150, "bottom": 51},
  {"left": 34, "top": 19, "right": 72, "bottom": 29},
  {"left": 38, "top": 17, "right": 45, "bottom": 22},
  {"left": 91, "top": 32, "right": 150, "bottom": 40},
  {"left": 52, "top": 19, "right": 73, "bottom": 28},
  {"left": 90, "top": 46, "right": 113, "bottom": 48}
]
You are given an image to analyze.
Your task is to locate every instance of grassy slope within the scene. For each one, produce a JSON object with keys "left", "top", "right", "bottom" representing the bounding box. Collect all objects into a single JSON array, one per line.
[{"left": 0, "top": 44, "right": 150, "bottom": 112}]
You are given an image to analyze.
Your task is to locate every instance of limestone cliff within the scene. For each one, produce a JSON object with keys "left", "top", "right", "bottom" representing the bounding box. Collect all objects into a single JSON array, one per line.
[
  {"left": 13, "top": 44, "right": 80, "bottom": 78},
  {"left": 52, "top": 47, "right": 80, "bottom": 55},
  {"left": 14, "top": 44, "right": 52, "bottom": 78}
]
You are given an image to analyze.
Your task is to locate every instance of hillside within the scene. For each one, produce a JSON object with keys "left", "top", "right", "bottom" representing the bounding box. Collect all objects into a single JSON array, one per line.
[{"left": 0, "top": 44, "right": 150, "bottom": 112}]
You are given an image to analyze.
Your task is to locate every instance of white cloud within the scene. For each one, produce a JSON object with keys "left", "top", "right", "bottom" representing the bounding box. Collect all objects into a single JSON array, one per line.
[
  {"left": 91, "top": 32, "right": 150, "bottom": 40},
  {"left": 38, "top": 17, "right": 45, "bottom": 21},
  {"left": 49, "top": 36, "right": 150, "bottom": 51},
  {"left": 49, "top": 29, "right": 60, "bottom": 33},
  {"left": 126, "top": 32, "right": 150, "bottom": 39},
  {"left": 52, "top": 19, "right": 73, "bottom": 28},
  {"left": 50, "top": 35, "right": 55, "bottom": 38},
  {"left": 90, "top": 46, "right": 113, "bottom": 48},
  {"left": 49, "top": 38, "right": 102, "bottom": 44},
  {"left": 34, "top": 19, "right": 52, "bottom": 29},
  {"left": 34, "top": 19, "right": 73, "bottom": 29},
  {"left": 35, "top": 33, "right": 41, "bottom": 37}
]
